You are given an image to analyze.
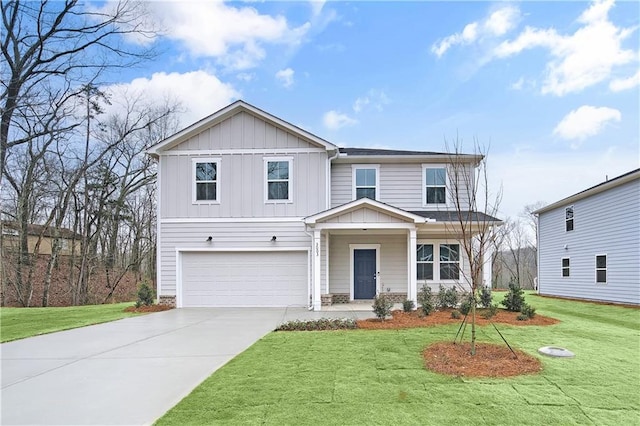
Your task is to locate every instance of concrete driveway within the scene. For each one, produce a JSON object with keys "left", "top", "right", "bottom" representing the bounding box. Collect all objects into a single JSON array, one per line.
[{"left": 1, "top": 307, "right": 370, "bottom": 425}]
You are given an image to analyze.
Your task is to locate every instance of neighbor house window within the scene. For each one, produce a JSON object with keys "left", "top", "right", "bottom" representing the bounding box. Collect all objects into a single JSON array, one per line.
[
  {"left": 265, "top": 158, "right": 292, "bottom": 202},
  {"left": 424, "top": 167, "right": 447, "bottom": 205},
  {"left": 193, "top": 159, "right": 219, "bottom": 203},
  {"left": 417, "top": 244, "right": 434, "bottom": 280},
  {"left": 565, "top": 206, "right": 574, "bottom": 232},
  {"left": 352, "top": 165, "right": 379, "bottom": 200},
  {"left": 596, "top": 255, "right": 607, "bottom": 283},
  {"left": 439, "top": 244, "right": 460, "bottom": 280},
  {"left": 562, "top": 258, "right": 570, "bottom": 277}
]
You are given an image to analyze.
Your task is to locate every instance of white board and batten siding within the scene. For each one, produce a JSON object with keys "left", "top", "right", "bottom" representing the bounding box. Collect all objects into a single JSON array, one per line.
[
  {"left": 157, "top": 110, "right": 325, "bottom": 307},
  {"left": 538, "top": 178, "right": 640, "bottom": 305},
  {"left": 331, "top": 162, "right": 472, "bottom": 211}
]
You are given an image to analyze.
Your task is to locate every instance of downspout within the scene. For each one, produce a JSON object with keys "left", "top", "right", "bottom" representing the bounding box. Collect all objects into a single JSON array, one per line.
[
  {"left": 535, "top": 213, "right": 540, "bottom": 294},
  {"left": 326, "top": 149, "right": 340, "bottom": 210}
]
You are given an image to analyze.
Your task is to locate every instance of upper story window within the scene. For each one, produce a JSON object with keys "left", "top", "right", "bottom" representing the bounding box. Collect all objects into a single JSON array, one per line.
[
  {"left": 439, "top": 244, "right": 460, "bottom": 280},
  {"left": 265, "top": 158, "right": 292, "bottom": 202},
  {"left": 193, "top": 159, "right": 219, "bottom": 203},
  {"left": 423, "top": 166, "right": 447, "bottom": 205},
  {"left": 596, "top": 255, "right": 607, "bottom": 283},
  {"left": 417, "top": 244, "right": 434, "bottom": 280},
  {"left": 352, "top": 165, "right": 379, "bottom": 200},
  {"left": 565, "top": 206, "right": 574, "bottom": 232}
]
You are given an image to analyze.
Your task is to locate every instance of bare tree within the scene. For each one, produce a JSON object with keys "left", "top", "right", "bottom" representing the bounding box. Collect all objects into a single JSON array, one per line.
[
  {"left": 446, "top": 139, "right": 502, "bottom": 355},
  {"left": 1, "top": 0, "right": 157, "bottom": 178}
]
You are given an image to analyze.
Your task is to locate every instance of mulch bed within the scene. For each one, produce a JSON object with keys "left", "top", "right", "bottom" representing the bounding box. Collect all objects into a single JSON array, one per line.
[
  {"left": 123, "top": 305, "right": 173, "bottom": 313},
  {"left": 423, "top": 342, "right": 543, "bottom": 377},
  {"left": 356, "top": 308, "right": 559, "bottom": 330}
]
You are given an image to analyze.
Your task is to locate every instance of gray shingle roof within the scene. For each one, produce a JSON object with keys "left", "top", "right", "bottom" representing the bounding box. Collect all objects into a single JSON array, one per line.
[
  {"left": 339, "top": 147, "right": 449, "bottom": 156},
  {"left": 409, "top": 211, "right": 502, "bottom": 222}
]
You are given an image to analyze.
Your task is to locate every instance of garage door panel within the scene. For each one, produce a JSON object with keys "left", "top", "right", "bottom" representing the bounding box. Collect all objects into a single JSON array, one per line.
[{"left": 181, "top": 251, "right": 308, "bottom": 307}]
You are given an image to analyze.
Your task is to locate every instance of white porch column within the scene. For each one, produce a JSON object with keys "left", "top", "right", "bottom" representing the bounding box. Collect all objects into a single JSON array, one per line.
[
  {"left": 313, "top": 229, "right": 322, "bottom": 311},
  {"left": 483, "top": 242, "right": 493, "bottom": 288},
  {"left": 408, "top": 228, "right": 417, "bottom": 305}
]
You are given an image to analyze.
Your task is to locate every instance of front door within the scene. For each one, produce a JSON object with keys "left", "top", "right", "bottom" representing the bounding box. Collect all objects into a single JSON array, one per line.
[{"left": 354, "top": 249, "right": 377, "bottom": 299}]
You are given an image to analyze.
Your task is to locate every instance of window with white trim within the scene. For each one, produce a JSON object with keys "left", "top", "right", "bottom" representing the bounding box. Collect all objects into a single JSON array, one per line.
[
  {"left": 562, "top": 258, "right": 570, "bottom": 277},
  {"left": 424, "top": 167, "right": 447, "bottom": 205},
  {"left": 417, "top": 244, "right": 434, "bottom": 280},
  {"left": 193, "top": 159, "right": 219, "bottom": 203},
  {"left": 352, "top": 165, "right": 379, "bottom": 200},
  {"left": 596, "top": 255, "right": 607, "bottom": 283},
  {"left": 440, "top": 244, "right": 460, "bottom": 280},
  {"left": 265, "top": 158, "right": 292, "bottom": 202},
  {"left": 565, "top": 206, "right": 574, "bottom": 232}
]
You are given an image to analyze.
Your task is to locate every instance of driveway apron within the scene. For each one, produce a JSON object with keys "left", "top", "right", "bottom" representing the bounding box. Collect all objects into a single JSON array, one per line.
[{"left": 1, "top": 308, "right": 294, "bottom": 425}]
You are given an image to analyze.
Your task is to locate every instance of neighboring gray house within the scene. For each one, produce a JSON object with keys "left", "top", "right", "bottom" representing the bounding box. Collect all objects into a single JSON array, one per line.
[
  {"left": 535, "top": 169, "right": 640, "bottom": 305},
  {"left": 147, "top": 101, "right": 500, "bottom": 310}
]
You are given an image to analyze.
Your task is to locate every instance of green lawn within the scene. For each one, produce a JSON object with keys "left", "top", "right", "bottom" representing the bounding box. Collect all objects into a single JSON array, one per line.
[
  {"left": 157, "top": 294, "right": 640, "bottom": 425},
  {"left": 0, "top": 303, "right": 138, "bottom": 343}
]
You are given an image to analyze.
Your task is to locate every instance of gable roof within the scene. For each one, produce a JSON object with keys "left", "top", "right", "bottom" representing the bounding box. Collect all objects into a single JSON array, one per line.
[
  {"left": 147, "top": 100, "right": 338, "bottom": 157},
  {"left": 534, "top": 168, "right": 640, "bottom": 215},
  {"left": 304, "top": 198, "right": 428, "bottom": 225}
]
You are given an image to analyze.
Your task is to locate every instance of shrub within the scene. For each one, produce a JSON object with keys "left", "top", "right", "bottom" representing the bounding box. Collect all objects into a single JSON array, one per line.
[
  {"left": 520, "top": 303, "right": 536, "bottom": 319},
  {"left": 135, "top": 282, "right": 154, "bottom": 308},
  {"left": 402, "top": 299, "right": 415, "bottom": 312},
  {"left": 516, "top": 313, "right": 529, "bottom": 321},
  {"left": 501, "top": 278, "right": 526, "bottom": 312},
  {"left": 275, "top": 318, "right": 357, "bottom": 331},
  {"left": 459, "top": 292, "right": 475, "bottom": 315},
  {"left": 451, "top": 310, "right": 461, "bottom": 319},
  {"left": 417, "top": 285, "right": 435, "bottom": 315},
  {"left": 372, "top": 294, "right": 393, "bottom": 320},
  {"left": 437, "top": 285, "right": 459, "bottom": 309},
  {"left": 479, "top": 287, "right": 493, "bottom": 308},
  {"left": 481, "top": 304, "right": 499, "bottom": 319}
]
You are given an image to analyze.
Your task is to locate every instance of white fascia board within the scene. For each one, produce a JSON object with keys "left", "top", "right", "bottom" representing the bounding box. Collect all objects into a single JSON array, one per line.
[
  {"left": 305, "top": 198, "right": 425, "bottom": 224},
  {"left": 161, "top": 217, "right": 304, "bottom": 223},
  {"left": 147, "top": 100, "right": 338, "bottom": 156}
]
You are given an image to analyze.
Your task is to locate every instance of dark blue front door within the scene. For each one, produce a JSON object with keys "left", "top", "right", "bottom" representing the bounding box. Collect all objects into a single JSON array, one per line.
[{"left": 354, "top": 249, "right": 376, "bottom": 299}]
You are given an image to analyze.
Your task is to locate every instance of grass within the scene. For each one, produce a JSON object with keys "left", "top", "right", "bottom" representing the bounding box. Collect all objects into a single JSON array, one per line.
[
  {"left": 156, "top": 294, "right": 640, "bottom": 425},
  {"left": 0, "top": 302, "right": 138, "bottom": 343}
]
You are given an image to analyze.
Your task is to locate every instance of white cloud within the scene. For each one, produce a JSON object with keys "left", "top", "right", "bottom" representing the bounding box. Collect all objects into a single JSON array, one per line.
[
  {"left": 353, "top": 89, "right": 390, "bottom": 113},
  {"left": 609, "top": 70, "right": 640, "bottom": 92},
  {"left": 553, "top": 105, "right": 621, "bottom": 145},
  {"left": 510, "top": 77, "right": 525, "bottom": 90},
  {"left": 432, "top": 6, "right": 520, "bottom": 57},
  {"left": 144, "top": 2, "right": 310, "bottom": 70},
  {"left": 490, "top": 145, "right": 639, "bottom": 220},
  {"left": 236, "top": 72, "right": 255, "bottom": 82},
  {"left": 494, "top": 0, "right": 636, "bottom": 96},
  {"left": 102, "top": 71, "right": 240, "bottom": 127},
  {"left": 323, "top": 110, "right": 358, "bottom": 130},
  {"left": 275, "top": 68, "right": 295, "bottom": 88}
]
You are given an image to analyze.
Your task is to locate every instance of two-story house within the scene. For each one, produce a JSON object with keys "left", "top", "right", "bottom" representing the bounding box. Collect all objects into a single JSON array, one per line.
[
  {"left": 535, "top": 169, "right": 640, "bottom": 306},
  {"left": 147, "top": 101, "right": 501, "bottom": 310}
]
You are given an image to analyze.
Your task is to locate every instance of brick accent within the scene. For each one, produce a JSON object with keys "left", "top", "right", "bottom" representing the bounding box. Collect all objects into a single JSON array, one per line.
[
  {"left": 331, "top": 293, "right": 350, "bottom": 304},
  {"left": 321, "top": 294, "right": 333, "bottom": 306},
  {"left": 383, "top": 292, "right": 408, "bottom": 303},
  {"left": 159, "top": 295, "right": 176, "bottom": 307}
]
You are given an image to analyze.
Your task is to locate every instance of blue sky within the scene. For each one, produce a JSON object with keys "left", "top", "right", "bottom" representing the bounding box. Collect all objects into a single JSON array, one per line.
[{"left": 99, "top": 0, "right": 639, "bottom": 219}]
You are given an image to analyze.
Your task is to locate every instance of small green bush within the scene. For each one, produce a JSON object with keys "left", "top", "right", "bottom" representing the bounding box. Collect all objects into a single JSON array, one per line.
[
  {"left": 459, "top": 292, "right": 475, "bottom": 315},
  {"left": 501, "top": 278, "right": 526, "bottom": 312},
  {"left": 481, "top": 304, "right": 499, "bottom": 319},
  {"left": 402, "top": 299, "right": 415, "bottom": 312},
  {"left": 417, "top": 285, "right": 435, "bottom": 315},
  {"left": 451, "top": 310, "right": 461, "bottom": 319},
  {"left": 275, "top": 318, "right": 357, "bottom": 331},
  {"left": 479, "top": 287, "right": 493, "bottom": 308},
  {"left": 437, "top": 285, "right": 459, "bottom": 309},
  {"left": 372, "top": 294, "right": 393, "bottom": 320},
  {"left": 520, "top": 303, "right": 536, "bottom": 319},
  {"left": 135, "top": 282, "right": 154, "bottom": 308},
  {"left": 516, "top": 313, "right": 529, "bottom": 321}
]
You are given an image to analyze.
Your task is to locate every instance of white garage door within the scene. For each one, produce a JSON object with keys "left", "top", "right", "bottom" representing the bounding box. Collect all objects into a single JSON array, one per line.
[{"left": 181, "top": 251, "right": 308, "bottom": 307}]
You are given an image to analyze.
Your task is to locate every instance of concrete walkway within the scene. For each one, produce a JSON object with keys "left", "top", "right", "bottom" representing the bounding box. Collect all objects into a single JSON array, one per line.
[{"left": 1, "top": 307, "right": 374, "bottom": 426}]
